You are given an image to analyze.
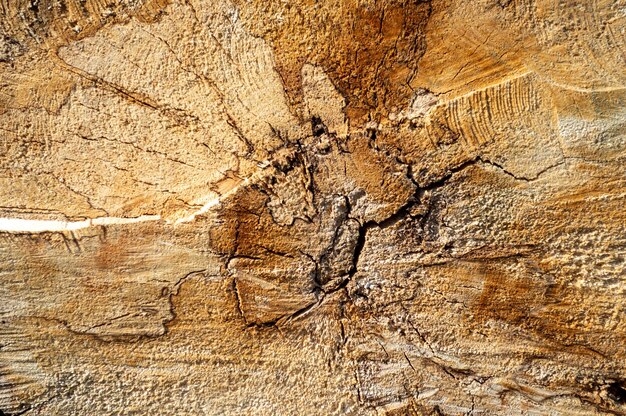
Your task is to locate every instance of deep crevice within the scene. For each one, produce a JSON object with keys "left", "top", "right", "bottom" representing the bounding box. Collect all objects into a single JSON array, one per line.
[
  {"left": 607, "top": 381, "right": 626, "bottom": 404},
  {"left": 311, "top": 116, "right": 328, "bottom": 137},
  {"left": 339, "top": 157, "right": 479, "bottom": 291}
]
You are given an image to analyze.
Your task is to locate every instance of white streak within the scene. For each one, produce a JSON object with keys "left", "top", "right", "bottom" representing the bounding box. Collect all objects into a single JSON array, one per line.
[{"left": 0, "top": 215, "right": 160, "bottom": 233}]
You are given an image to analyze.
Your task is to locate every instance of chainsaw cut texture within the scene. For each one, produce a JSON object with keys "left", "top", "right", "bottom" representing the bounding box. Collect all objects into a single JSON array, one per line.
[{"left": 1, "top": 0, "right": 625, "bottom": 414}]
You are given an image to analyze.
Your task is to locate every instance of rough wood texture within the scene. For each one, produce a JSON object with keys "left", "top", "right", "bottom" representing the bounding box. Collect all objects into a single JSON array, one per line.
[{"left": 1, "top": 0, "right": 625, "bottom": 414}]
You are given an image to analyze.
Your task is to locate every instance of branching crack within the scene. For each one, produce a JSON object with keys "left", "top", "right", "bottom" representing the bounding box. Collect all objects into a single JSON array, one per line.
[{"left": 477, "top": 156, "right": 565, "bottom": 182}]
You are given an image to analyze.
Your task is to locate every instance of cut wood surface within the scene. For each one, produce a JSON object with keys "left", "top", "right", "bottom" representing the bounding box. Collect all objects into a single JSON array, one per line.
[{"left": 1, "top": 0, "right": 625, "bottom": 414}]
